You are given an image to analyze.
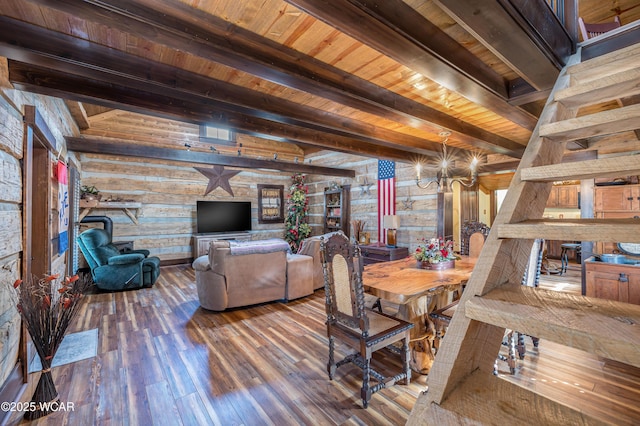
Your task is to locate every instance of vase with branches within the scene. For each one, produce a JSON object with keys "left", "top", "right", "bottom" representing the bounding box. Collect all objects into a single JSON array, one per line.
[
  {"left": 284, "top": 173, "right": 311, "bottom": 253},
  {"left": 12, "top": 274, "right": 92, "bottom": 419}
]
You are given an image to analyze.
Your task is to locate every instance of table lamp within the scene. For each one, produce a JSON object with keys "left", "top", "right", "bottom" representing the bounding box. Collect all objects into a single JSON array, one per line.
[{"left": 383, "top": 215, "right": 400, "bottom": 248}]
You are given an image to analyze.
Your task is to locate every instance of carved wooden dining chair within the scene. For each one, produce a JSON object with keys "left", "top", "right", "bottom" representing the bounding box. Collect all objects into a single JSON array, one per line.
[
  {"left": 578, "top": 16, "right": 621, "bottom": 41},
  {"left": 320, "top": 233, "right": 413, "bottom": 408},
  {"left": 460, "top": 221, "right": 490, "bottom": 256},
  {"left": 468, "top": 232, "right": 486, "bottom": 258}
]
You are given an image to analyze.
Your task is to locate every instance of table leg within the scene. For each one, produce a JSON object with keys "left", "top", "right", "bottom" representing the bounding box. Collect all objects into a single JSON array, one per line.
[
  {"left": 560, "top": 247, "right": 568, "bottom": 275},
  {"left": 383, "top": 284, "right": 463, "bottom": 375},
  {"left": 398, "top": 296, "right": 435, "bottom": 375}
]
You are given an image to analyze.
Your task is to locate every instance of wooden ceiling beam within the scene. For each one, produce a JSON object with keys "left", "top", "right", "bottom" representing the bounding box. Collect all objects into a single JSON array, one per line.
[
  {"left": 63, "top": 100, "right": 90, "bottom": 130},
  {"left": 286, "top": 0, "right": 537, "bottom": 130},
  {"left": 508, "top": 78, "right": 552, "bottom": 106},
  {"left": 65, "top": 137, "right": 355, "bottom": 177},
  {"left": 0, "top": 17, "right": 442, "bottom": 157},
  {"left": 8, "top": 61, "right": 420, "bottom": 163},
  {"left": 433, "top": 0, "right": 567, "bottom": 91},
  {"left": 17, "top": 1, "right": 525, "bottom": 157}
]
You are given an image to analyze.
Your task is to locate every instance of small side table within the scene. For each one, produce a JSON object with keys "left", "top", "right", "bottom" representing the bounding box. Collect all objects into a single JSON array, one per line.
[
  {"left": 359, "top": 244, "right": 409, "bottom": 265},
  {"left": 560, "top": 243, "right": 581, "bottom": 275},
  {"left": 360, "top": 244, "right": 410, "bottom": 315}
]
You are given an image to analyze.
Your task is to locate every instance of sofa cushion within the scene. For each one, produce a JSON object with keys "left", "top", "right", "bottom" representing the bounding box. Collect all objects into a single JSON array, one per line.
[
  {"left": 224, "top": 251, "right": 287, "bottom": 308},
  {"left": 286, "top": 253, "right": 314, "bottom": 300},
  {"left": 229, "top": 238, "right": 290, "bottom": 255},
  {"left": 206, "top": 240, "right": 287, "bottom": 309},
  {"left": 192, "top": 255, "right": 211, "bottom": 272},
  {"left": 208, "top": 240, "right": 231, "bottom": 273}
]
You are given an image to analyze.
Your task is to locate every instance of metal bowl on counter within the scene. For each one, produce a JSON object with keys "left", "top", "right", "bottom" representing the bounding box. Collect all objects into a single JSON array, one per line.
[
  {"left": 589, "top": 244, "right": 640, "bottom": 264},
  {"left": 596, "top": 254, "right": 628, "bottom": 264}
]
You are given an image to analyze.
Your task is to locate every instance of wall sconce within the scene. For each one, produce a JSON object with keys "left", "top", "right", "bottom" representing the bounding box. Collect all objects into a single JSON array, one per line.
[
  {"left": 415, "top": 131, "right": 478, "bottom": 193},
  {"left": 383, "top": 215, "right": 400, "bottom": 248}
]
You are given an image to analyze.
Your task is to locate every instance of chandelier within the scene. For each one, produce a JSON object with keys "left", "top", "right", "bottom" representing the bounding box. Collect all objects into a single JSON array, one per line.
[{"left": 415, "top": 131, "right": 479, "bottom": 193}]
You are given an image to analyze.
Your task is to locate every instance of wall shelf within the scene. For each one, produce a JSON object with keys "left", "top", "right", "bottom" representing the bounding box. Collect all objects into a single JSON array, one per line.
[{"left": 79, "top": 201, "right": 142, "bottom": 224}]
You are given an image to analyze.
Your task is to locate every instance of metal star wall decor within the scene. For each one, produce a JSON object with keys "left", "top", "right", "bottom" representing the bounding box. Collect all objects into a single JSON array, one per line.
[
  {"left": 402, "top": 197, "right": 415, "bottom": 210},
  {"left": 194, "top": 165, "right": 241, "bottom": 196},
  {"left": 402, "top": 187, "right": 414, "bottom": 210},
  {"left": 359, "top": 176, "right": 372, "bottom": 197}
]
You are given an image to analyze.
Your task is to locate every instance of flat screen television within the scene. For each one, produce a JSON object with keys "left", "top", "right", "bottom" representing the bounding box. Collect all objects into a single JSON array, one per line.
[{"left": 196, "top": 201, "right": 252, "bottom": 234}]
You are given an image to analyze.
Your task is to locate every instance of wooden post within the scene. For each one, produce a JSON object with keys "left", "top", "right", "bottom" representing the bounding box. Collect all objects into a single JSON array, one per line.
[{"left": 437, "top": 192, "right": 453, "bottom": 240}]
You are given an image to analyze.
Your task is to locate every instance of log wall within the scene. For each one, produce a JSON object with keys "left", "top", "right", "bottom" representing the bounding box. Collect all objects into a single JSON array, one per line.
[
  {"left": 78, "top": 153, "right": 292, "bottom": 261},
  {"left": 304, "top": 151, "right": 440, "bottom": 253}
]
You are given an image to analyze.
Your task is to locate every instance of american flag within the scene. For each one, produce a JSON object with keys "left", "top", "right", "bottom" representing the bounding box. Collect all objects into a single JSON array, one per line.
[{"left": 378, "top": 160, "right": 396, "bottom": 245}]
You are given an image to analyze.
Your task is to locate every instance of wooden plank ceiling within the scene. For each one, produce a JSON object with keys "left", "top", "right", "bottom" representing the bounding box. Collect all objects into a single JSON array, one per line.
[{"left": 0, "top": 0, "right": 638, "bottom": 173}]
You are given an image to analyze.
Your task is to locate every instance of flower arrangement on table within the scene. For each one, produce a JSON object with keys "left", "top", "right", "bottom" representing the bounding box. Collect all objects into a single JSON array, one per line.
[
  {"left": 413, "top": 238, "right": 459, "bottom": 269},
  {"left": 12, "top": 273, "right": 92, "bottom": 419}
]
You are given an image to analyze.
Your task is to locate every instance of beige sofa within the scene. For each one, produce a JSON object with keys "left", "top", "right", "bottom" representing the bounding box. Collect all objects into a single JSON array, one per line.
[
  {"left": 193, "top": 238, "right": 313, "bottom": 311},
  {"left": 297, "top": 231, "right": 347, "bottom": 291}
]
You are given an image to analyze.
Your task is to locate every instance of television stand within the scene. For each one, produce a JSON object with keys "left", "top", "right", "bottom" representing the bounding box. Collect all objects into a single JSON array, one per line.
[{"left": 193, "top": 232, "right": 252, "bottom": 258}]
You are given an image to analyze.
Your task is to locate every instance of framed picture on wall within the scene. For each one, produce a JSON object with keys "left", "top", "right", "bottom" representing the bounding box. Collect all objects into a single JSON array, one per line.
[{"left": 258, "top": 184, "right": 284, "bottom": 224}]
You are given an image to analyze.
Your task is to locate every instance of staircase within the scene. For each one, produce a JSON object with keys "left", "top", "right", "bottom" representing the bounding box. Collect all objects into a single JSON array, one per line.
[{"left": 407, "top": 41, "right": 640, "bottom": 424}]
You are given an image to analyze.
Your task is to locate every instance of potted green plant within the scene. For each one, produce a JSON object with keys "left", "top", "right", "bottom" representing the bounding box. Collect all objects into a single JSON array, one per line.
[
  {"left": 80, "top": 185, "right": 101, "bottom": 207},
  {"left": 80, "top": 185, "right": 100, "bottom": 200}
]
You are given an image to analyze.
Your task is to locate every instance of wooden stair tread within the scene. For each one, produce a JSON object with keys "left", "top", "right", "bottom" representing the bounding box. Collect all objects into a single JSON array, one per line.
[
  {"left": 567, "top": 43, "right": 640, "bottom": 85},
  {"left": 496, "top": 218, "right": 640, "bottom": 242},
  {"left": 539, "top": 103, "right": 640, "bottom": 141},
  {"left": 421, "top": 368, "right": 609, "bottom": 426},
  {"left": 464, "top": 284, "right": 640, "bottom": 368},
  {"left": 555, "top": 68, "right": 640, "bottom": 108},
  {"left": 521, "top": 154, "right": 640, "bottom": 181}
]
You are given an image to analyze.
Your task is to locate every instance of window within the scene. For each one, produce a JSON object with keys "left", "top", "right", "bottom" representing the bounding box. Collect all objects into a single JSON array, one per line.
[{"left": 199, "top": 125, "right": 235, "bottom": 145}]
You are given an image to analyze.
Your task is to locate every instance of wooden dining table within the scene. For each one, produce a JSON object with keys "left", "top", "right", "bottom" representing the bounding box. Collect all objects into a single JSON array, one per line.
[{"left": 362, "top": 255, "right": 477, "bottom": 374}]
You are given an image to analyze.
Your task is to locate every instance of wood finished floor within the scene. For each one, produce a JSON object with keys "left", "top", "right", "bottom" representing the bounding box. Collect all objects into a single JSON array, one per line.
[{"left": 8, "top": 261, "right": 640, "bottom": 425}]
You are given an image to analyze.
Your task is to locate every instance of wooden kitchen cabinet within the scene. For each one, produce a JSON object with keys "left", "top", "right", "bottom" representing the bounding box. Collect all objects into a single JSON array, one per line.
[
  {"left": 594, "top": 184, "right": 640, "bottom": 253},
  {"left": 584, "top": 260, "right": 640, "bottom": 305},
  {"left": 594, "top": 184, "right": 640, "bottom": 212},
  {"left": 546, "top": 184, "right": 579, "bottom": 208},
  {"left": 594, "top": 211, "right": 640, "bottom": 253}
]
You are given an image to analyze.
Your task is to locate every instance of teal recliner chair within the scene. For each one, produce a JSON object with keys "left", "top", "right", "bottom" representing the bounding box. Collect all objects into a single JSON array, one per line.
[{"left": 77, "top": 228, "right": 160, "bottom": 291}]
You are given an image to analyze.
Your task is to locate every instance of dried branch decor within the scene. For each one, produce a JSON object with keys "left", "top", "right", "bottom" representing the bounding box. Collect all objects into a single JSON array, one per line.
[{"left": 12, "top": 274, "right": 92, "bottom": 420}]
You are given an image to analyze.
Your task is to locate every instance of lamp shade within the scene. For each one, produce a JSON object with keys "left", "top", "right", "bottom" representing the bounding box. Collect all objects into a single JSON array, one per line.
[{"left": 383, "top": 215, "right": 400, "bottom": 229}]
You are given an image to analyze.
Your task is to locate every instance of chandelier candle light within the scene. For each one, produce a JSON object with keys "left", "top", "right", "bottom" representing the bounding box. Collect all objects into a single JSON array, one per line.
[{"left": 415, "top": 131, "right": 479, "bottom": 193}]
